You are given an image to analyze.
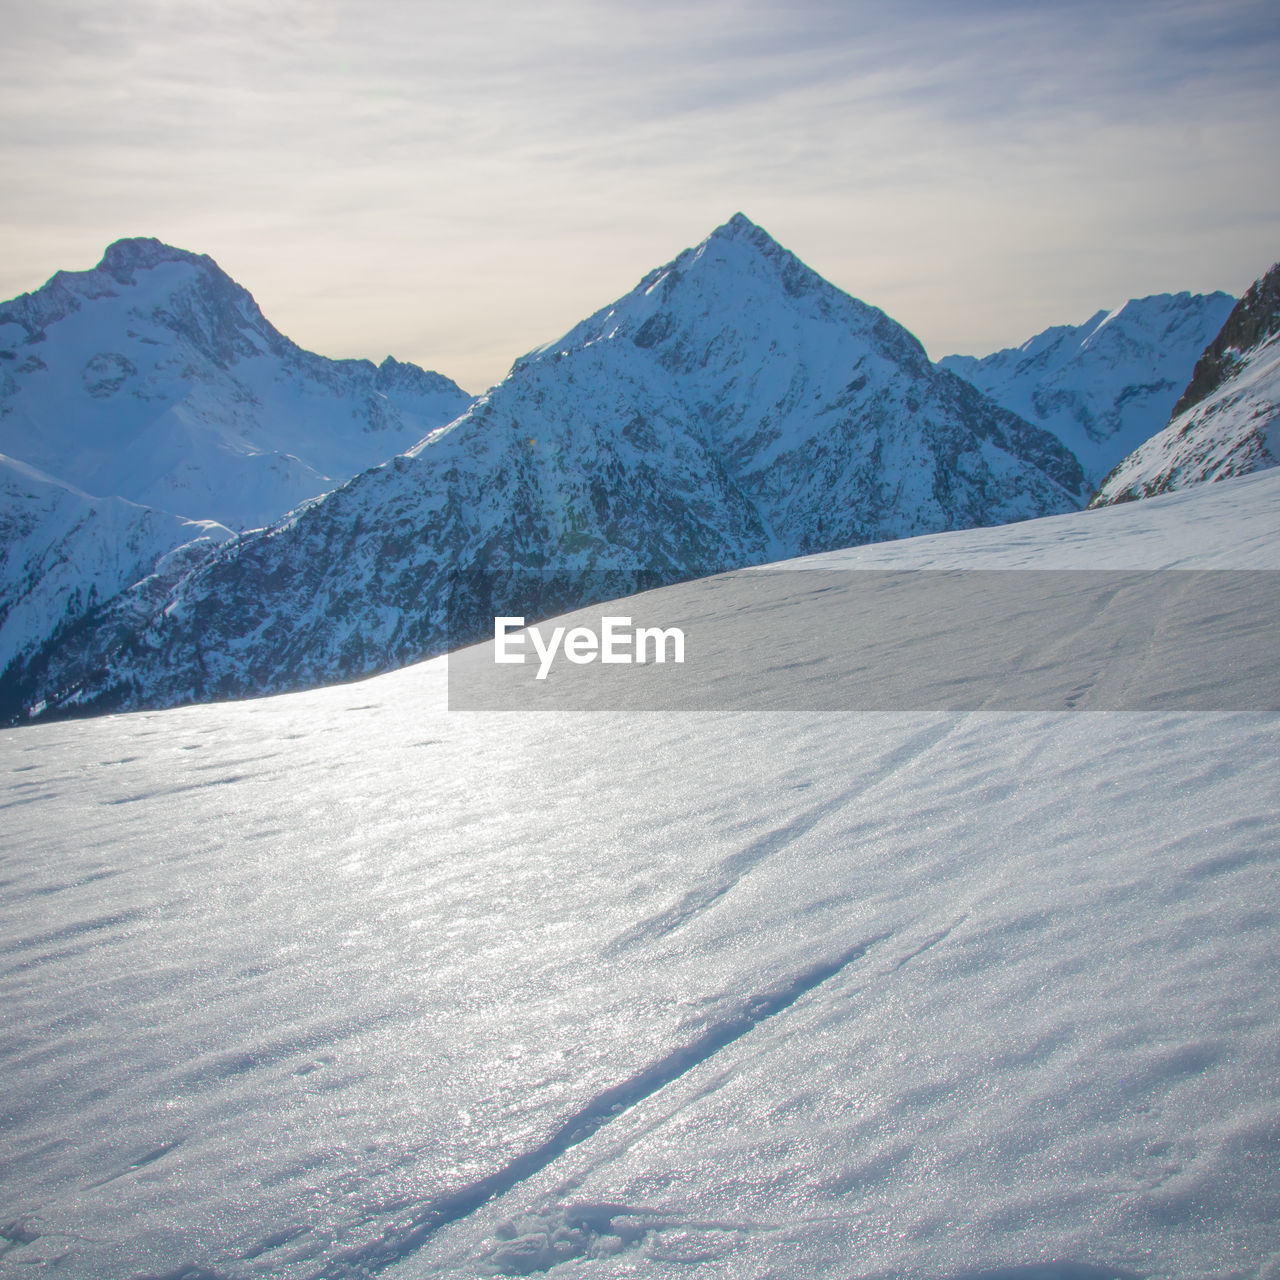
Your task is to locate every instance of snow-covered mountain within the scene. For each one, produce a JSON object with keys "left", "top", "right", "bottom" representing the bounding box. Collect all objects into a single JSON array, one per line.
[
  {"left": 3, "top": 469, "right": 1279, "bottom": 1280},
  {"left": 0, "top": 237, "right": 474, "bottom": 530},
  {"left": 0, "top": 454, "right": 231, "bottom": 676},
  {"left": 1091, "top": 263, "right": 1280, "bottom": 506},
  {"left": 941, "top": 291, "right": 1236, "bottom": 488},
  {"left": 4, "top": 215, "right": 1087, "bottom": 719},
  {"left": 0, "top": 238, "right": 472, "bottom": 694}
]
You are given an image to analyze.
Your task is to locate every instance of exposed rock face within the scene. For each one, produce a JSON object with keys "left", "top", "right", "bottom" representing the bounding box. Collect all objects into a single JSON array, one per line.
[{"left": 1170, "top": 265, "right": 1280, "bottom": 417}]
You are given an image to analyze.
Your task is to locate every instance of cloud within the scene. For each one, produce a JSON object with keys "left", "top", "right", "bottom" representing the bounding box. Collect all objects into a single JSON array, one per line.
[{"left": 1, "top": 0, "right": 1278, "bottom": 389}]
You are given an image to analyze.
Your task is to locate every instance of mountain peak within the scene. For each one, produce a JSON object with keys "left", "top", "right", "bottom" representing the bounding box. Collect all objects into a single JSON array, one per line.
[
  {"left": 97, "top": 237, "right": 218, "bottom": 283},
  {"left": 711, "top": 212, "right": 761, "bottom": 238},
  {"left": 100, "top": 235, "right": 192, "bottom": 265},
  {"left": 525, "top": 212, "right": 930, "bottom": 384},
  {"left": 705, "top": 212, "right": 787, "bottom": 258}
]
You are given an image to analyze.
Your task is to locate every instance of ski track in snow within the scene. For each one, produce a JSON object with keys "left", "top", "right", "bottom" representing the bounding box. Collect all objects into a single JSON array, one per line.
[
  {"left": 605, "top": 717, "right": 961, "bottom": 954},
  {"left": 312, "top": 933, "right": 892, "bottom": 1278},
  {"left": 6, "top": 696, "right": 1279, "bottom": 1280}
]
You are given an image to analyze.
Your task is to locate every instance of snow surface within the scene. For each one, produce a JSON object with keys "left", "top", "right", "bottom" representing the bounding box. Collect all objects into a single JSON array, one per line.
[{"left": 2, "top": 472, "right": 1280, "bottom": 1280}]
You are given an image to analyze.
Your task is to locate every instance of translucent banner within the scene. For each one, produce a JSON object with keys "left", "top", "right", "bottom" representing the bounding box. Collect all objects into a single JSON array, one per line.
[{"left": 445, "top": 570, "right": 1280, "bottom": 712}]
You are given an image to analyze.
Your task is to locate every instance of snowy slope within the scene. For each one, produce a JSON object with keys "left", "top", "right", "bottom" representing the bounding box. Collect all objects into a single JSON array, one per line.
[
  {"left": 2, "top": 470, "right": 1279, "bottom": 1280},
  {"left": 1091, "top": 264, "right": 1280, "bottom": 506},
  {"left": 4, "top": 215, "right": 1085, "bottom": 719},
  {"left": 0, "top": 453, "right": 231, "bottom": 675},
  {"left": 941, "top": 292, "right": 1235, "bottom": 488},
  {"left": 0, "top": 238, "right": 473, "bottom": 530}
]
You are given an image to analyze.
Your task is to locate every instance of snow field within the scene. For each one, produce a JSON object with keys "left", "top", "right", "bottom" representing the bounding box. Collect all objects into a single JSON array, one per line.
[{"left": 2, "top": 473, "right": 1279, "bottom": 1280}]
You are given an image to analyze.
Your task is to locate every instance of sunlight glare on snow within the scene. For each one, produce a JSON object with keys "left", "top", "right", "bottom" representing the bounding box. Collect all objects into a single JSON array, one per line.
[{"left": 1, "top": 471, "right": 1279, "bottom": 1280}]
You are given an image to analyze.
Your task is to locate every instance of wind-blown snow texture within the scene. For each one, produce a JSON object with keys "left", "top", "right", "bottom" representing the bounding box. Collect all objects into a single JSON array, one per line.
[
  {"left": 2, "top": 470, "right": 1279, "bottom": 1280},
  {"left": 0, "top": 238, "right": 474, "bottom": 531},
  {"left": 4, "top": 215, "right": 1085, "bottom": 720},
  {"left": 1091, "top": 264, "right": 1280, "bottom": 506},
  {"left": 940, "top": 292, "right": 1236, "bottom": 489}
]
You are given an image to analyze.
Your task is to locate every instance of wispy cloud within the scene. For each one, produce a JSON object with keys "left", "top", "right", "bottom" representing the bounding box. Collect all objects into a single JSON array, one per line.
[{"left": 2, "top": 0, "right": 1277, "bottom": 389}]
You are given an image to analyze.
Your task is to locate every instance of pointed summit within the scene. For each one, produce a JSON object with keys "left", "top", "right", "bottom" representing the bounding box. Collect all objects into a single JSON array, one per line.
[
  {"left": 699, "top": 212, "right": 802, "bottom": 274},
  {"left": 709, "top": 211, "right": 763, "bottom": 240},
  {"left": 534, "top": 211, "right": 921, "bottom": 374},
  {"left": 702, "top": 210, "right": 800, "bottom": 259}
]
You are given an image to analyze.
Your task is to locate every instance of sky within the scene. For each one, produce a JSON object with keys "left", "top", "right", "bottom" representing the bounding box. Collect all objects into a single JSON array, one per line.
[{"left": 2, "top": 0, "right": 1278, "bottom": 394}]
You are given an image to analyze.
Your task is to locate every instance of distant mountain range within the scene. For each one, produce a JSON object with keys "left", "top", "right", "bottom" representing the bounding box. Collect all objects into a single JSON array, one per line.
[
  {"left": 0, "top": 237, "right": 473, "bottom": 529},
  {"left": 940, "top": 290, "right": 1236, "bottom": 488},
  {"left": 1091, "top": 262, "right": 1280, "bottom": 505},
  {"left": 2, "top": 217, "right": 1276, "bottom": 721},
  {"left": 3, "top": 215, "right": 1085, "bottom": 717}
]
